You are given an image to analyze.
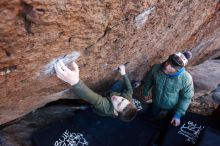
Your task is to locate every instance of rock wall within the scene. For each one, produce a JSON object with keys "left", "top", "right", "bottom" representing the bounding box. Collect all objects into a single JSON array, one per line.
[
  {"left": 189, "top": 59, "right": 220, "bottom": 98},
  {"left": 1, "top": 0, "right": 220, "bottom": 124}
]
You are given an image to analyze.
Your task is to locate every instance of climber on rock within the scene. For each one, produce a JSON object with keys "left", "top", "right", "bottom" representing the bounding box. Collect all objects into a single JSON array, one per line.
[
  {"left": 143, "top": 51, "right": 194, "bottom": 126},
  {"left": 54, "top": 60, "right": 137, "bottom": 122}
]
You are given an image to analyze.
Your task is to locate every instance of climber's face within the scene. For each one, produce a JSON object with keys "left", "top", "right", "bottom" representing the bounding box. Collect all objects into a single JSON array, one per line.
[{"left": 111, "top": 95, "right": 130, "bottom": 113}]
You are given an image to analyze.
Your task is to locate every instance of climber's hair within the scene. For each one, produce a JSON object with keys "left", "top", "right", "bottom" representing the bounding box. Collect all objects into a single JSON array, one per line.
[{"left": 118, "top": 103, "right": 137, "bottom": 122}]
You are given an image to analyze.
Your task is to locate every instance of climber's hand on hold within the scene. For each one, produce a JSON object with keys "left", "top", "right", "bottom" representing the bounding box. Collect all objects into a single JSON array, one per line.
[
  {"left": 118, "top": 65, "right": 126, "bottom": 75},
  {"left": 54, "top": 60, "right": 80, "bottom": 86}
]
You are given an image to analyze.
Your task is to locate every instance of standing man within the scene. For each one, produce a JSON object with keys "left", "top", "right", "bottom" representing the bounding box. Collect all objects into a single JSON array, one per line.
[
  {"left": 55, "top": 60, "right": 137, "bottom": 122},
  {"left": 143, "top": 51, "right": 194, "bottom": 126}
]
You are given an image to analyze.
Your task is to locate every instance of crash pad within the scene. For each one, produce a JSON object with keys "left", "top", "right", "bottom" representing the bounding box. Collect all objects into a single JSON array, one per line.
[
  {"left": 160, "top": 112, "right": 210, "bottom": 146},
  {"left": 32, "top": 108, "right": 160, "bottom": 146},
  {"left": 197, "top": 127, "right": 220, "bottom": 146}
]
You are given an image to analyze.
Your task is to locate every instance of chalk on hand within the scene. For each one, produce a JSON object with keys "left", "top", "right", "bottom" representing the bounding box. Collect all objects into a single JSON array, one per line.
[
  {"left": 113, "top": 62, "right": 129, "bottom": 71},
  {"left": 41, "top": 51, "right": 80, "bottom": 76}
]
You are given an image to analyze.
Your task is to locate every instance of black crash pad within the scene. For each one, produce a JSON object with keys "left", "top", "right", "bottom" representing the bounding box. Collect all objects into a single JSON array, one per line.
[
  {"left": 197, "top": 127, "right": 220, "bottom": 146},
  {"left": 32, "top": 108, "right": 160, "bottom": 146},
  {"left": 161, "top": 112, "right": 211, "bottom": 146}
]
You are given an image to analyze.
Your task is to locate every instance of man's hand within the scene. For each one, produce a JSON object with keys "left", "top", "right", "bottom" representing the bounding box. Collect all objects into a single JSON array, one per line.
[
  {"left": 118, "top": 65, "right": 126, "bottom": 75},
  {"left": 54, "top": 60, "right": 80, "bottom": 86},
  {"left": 171, "top": 117, "right": 181, "bottom": 126}
]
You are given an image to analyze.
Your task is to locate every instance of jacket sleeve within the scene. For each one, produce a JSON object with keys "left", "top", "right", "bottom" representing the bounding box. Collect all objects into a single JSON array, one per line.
[
  {"left": 175, "top": 75, "right": 194, "bottom": 116},
  {"left": 143, "top": 66, "right": 155, "bottom": 96},
  {"left": 122, "top": 74, "right": 133, "bottom": 101},
  {"left": 71, "top": 80, "right": 112, "bottom": 114}
]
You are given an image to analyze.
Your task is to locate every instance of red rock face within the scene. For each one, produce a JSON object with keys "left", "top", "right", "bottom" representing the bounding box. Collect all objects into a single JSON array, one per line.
[{"left": 1, "top": 0, "right": 220, "bottom": 124}]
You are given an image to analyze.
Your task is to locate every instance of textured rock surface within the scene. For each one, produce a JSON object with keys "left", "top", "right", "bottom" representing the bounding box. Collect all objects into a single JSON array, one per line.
[
  {"left": 188, "top": 60, "right": 220, "bottom": 116},
  {"left": 188, "top": 59, "right": 220, "bottom": 98},
  {"left": 1, "top": 0, "right": 220, "bottom": 124}
]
